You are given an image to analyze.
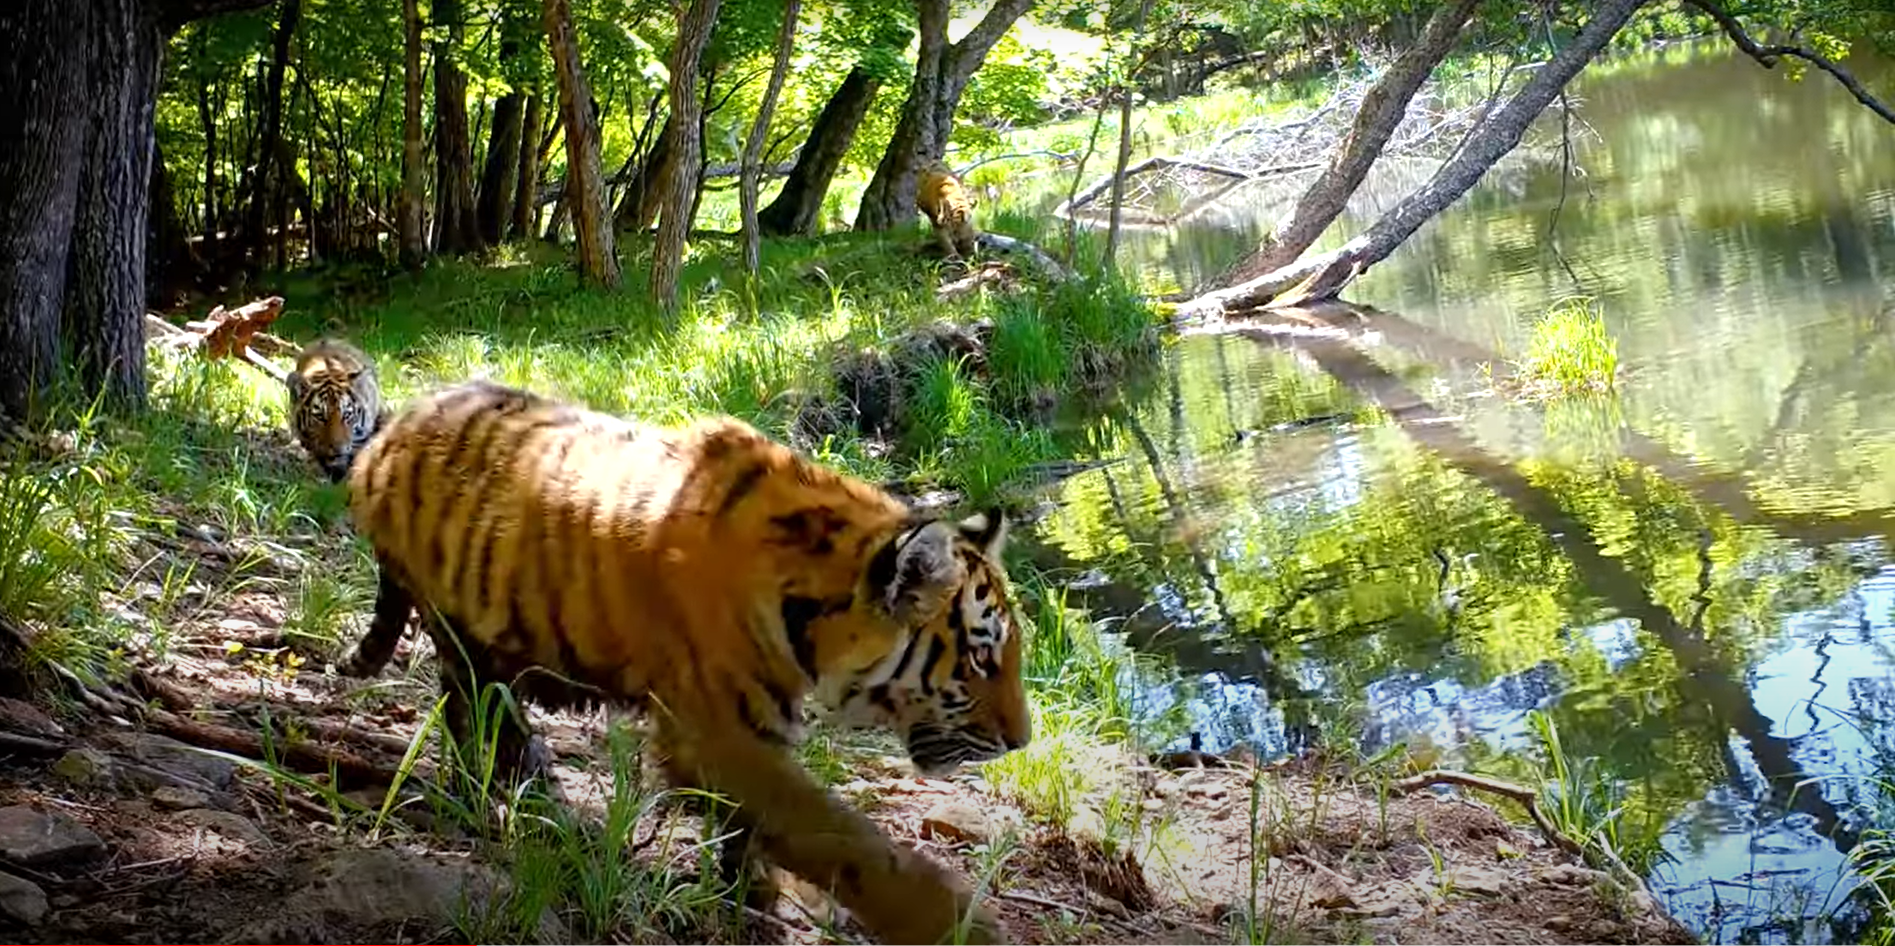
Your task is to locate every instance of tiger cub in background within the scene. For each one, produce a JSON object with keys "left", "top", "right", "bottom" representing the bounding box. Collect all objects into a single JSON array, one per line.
[
  {"left": 917, "top": 160, "right": 981, "bottom": 261},
  {"left": 338, "top": 378, "right": 1029, "bottom": 945},
  {"left": 286, "top": 338, "right": 387, "bottom": 483}
]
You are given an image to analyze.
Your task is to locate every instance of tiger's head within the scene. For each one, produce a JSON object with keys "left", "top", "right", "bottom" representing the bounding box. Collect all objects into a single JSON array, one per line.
[
  {"left": 814, "top": 508, "right": 1031, "bottom": 775},
  {"left": 287, "top": 345, "right": 379, "bottom": 482}
]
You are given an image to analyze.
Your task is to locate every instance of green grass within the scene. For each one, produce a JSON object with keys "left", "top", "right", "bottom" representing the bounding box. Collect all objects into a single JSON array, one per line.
[{"left": 1509, "top": 296, "right": 1622, "bottom": 398}]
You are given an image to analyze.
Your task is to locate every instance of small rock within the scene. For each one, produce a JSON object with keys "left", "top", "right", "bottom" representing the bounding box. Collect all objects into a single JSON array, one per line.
[
  {"left": 173, "top": 809, "right": 270, "bottom": 847},
  {"left": 1141, "top": 798, "right": 1166, "bottom": 812},
  {"left": 0, "top": 871, "right": 48, "bottom": 925},
  {"left": 239, "top": 848, "right": 529, "bottom": 941},
  {"left": 1547, "top": 914, "right": 1574, "bottom": 932},
  {"left": 920, "top": 802, "right": 992, "bottom": 844},
  {"left": 0, "top": 698, "right": 63, "bottom": 738},
  {"left": 151, "top": 786, "right": 210, "bottom": 811},
  {"left": 0, "top": 806, "right": 105, "bottom": 866},
  {"left": 1447, "top": 865, "right": 1512, "bottom": 898},
  {"left": 98, "top": 733, "right": 234, "bottom": 790},
  {"left": 51, "top": 749, "right": 113, "bottom": 786},
  {"left": 1153, "top": 777, "right": 1181, "bottom": 797}
]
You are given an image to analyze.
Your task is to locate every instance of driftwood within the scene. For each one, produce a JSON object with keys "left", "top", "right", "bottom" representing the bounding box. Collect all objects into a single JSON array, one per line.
[
  {"left": 146, "top": 296, "right": 297, "bottom": 383},
  {"left": 974, "top": 232, "right": 1073, "bottom": 282}
]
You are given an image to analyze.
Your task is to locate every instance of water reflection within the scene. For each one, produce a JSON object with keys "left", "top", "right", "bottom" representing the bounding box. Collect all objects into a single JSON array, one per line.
[{"left": 1026, "top": 39, "right": 1895, "bottom": 945}]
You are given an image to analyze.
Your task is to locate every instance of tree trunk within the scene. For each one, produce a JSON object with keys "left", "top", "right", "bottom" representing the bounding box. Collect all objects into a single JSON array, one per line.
[
  {"left": 147, "top": 138, "right": 199, "bottom": 306},
  {"left": 1178, "top": 0, "right": 1646, "bottom": 319},
  {"left": 854, "top": 0, "right": 1033, "bottom": 233},
  {"left": 615, "top": 113, "right": 674, "bottom": 234},
  {"left": 432, "top": 0, "right": 481, "bottom": 254},
  {"left": 508, "top": 91, "right": 541, "bottom": 239},
  {"left": 758, "top": 65, "right": 881, "bottom": 236},
  {"left": 245, "top": 0, "right": 299, "bottom": 271},
  {"left": 194, "top": 64, "right": 219, "bottom": 273},
  {"left": 0, "top": 0, "right": 89, "bottom": 421},
  {"left": 477, "top": 11, "right": 528, "bottom": 246},
  {"left": 398, "top": 0, "right": 426, "bottom": 267},
  {"left": 1242, "top": 0, "right": 1478, "bottom": 279},
  {"left": 543, "top": 0, "right": 619, "bottom": 286},
  {"left": 650, "top": 0, "right": 722, "bottom": 313},
  {"left": 740, "top": 0, "right": 800, "bottom": 277},
  {"left": 1102, "top": 0, "right": 1153, "bottom": 268}
]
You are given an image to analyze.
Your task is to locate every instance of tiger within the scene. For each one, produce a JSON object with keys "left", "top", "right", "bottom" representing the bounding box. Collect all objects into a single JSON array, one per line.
[
  {"left": 286, "top": 338, "right": 388, "bottom": 483},
  {"left": 916, "top": 160, "right": 980, "bottom": 261},
  {"left": 338, "top": 378, "right": 1029, "bottom": 945}
]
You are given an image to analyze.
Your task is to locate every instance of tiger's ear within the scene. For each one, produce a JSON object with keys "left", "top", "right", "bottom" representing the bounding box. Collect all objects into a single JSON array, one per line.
[
  {"left": 957, "top": 506, "right": 1008, "bottom": 558},
  {"left": 872, "top": 521, "right": 967, "bottom": 625}
]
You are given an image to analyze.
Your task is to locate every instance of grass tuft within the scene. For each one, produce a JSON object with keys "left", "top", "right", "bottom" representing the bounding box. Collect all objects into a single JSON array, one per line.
[{"left": 1509, "top": 296, "right": 1621, "bottom": 398}]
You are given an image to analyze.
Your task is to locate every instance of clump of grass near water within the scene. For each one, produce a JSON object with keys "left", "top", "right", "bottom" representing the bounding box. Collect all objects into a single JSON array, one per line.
[{"left": 1509, "top": 296, "right": 1622, "bottom": 398}]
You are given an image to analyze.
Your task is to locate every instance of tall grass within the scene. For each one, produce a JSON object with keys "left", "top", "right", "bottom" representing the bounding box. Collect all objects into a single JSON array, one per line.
[{"left": 1510, "top": 296, "right": 1621, "bottom": 398}]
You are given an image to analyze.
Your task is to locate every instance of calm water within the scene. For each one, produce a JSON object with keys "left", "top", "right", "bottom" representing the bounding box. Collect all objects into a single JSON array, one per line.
[{"left": 1024, "top": 41, "right": 1895, "bottom": 943}]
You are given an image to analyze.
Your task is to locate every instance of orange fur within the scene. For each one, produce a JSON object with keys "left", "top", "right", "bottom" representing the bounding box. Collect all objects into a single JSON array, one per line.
[
  {"left": 339, "top": 379, "right": 1029, "bottom": 944},
  {"left": 917, "top": 161, "right": 980, "bottom": 260},
  {"left": 285, "top": 338, "right": 386, "bottom": 483}
]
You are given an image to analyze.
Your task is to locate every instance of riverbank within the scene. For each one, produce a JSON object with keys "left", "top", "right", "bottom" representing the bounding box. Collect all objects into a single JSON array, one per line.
[{"left": 0, "top": 232, "right": 1692, "bottom": 943}]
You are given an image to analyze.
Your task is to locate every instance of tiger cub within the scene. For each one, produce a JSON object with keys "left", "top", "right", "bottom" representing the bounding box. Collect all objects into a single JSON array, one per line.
[
  {"left": 286, "top": 338, "right": 387, "bottom": 482},
  {"left": 339, "top": 378, "right": 1028, "bottom": 945},
  {"left": 917, "top": 160, "right": 981, "bottom": 261}
]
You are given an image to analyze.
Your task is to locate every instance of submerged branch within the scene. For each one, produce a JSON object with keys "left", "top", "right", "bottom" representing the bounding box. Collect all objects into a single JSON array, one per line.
[{"left": 1687, "top": 0, "right": 1895, "bottom": 124}]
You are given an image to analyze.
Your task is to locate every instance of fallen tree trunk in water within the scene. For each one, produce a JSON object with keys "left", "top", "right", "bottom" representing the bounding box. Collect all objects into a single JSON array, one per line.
[{"left": 1176, "top": 0, "right": 1645, "bottom": 320}]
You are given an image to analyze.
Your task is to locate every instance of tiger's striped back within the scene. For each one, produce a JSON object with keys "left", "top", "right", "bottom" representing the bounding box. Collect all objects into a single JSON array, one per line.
[{"left": 287, "top": 338, "right": 385, "bottom": 483}]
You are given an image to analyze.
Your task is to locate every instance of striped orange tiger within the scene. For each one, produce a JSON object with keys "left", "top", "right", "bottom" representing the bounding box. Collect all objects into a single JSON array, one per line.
[
  {"left": 338, "top": 378, "right": 1029, "bottom": 945},
  {"left": 285, "top": 338, "right": 387, "bottom": 482},
  {"left": 917, "top": 160, "right": 980, "bottom": 261}
]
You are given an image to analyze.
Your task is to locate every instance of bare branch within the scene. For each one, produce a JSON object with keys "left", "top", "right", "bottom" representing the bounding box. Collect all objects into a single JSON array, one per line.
[{"left": 1686, "top": 0, "right": 1895, "bottom": 124}]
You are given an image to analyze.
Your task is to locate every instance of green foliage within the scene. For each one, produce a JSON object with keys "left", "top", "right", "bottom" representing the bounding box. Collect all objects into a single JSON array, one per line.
[{"left": 1510, "top": 296, "right": 1621, "bottom": 399}]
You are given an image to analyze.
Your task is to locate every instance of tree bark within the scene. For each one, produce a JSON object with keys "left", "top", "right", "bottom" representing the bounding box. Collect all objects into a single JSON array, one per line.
[
  {"left": 432, "top": 0, "right": 481, "bottom": 254},
  {"left": 1241, "top": 0, "right": 1478, "bottom": 279},
  {"left": 147, "top": 138, "right": 199, "bottom": 306},
  {"left": 758, "top": 64, "right": 881, "bottom": 236},
  {"left": 1102, "top": 0, "right": 1153, "bottom": 268},
  {"left": 1177, "top": 0, "right": 1646, "bottom": 319},
  {"left": 650, "top": 0, "right": 722, "bottom": 313},
  {"left": 0, "top": 0, "right": 89, "bottom": 421},
  {"left": 854, "top": 0, "right": 1033, "bottom": 233},
  {"left": 615, "top": 113, "right": 674, "bottom": 234},
  {"left": 740, "top": 0, "right": 800, "bottom": 277},
  {"left": 245, "top": 0, "right": 300, "bottom": 271},
  {"left": 398, "top": 0, "right": 426, "bottom": 267},
  {"left": 509, "top": 91, "right": 543, "bottom": 239},
  {"left": 477, "top": 15, "right": 528, "bottom": 246},
  {"left": 543, "top": 0, "right": 619, "bottom": 286}
]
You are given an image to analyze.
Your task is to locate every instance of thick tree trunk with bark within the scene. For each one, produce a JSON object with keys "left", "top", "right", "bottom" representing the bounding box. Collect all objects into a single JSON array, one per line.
[
  {"left": 615, "top": 114, "right": 674, "bottom": 234},
  {"left": 398, "top": 0, "right": 426, "bottom": 267},
  {"left": 650, "top": 0, "right": 721, "bottom": 312},
  {"left": 855, "top": 0, "right": 1032, "bottom": 232},
  {"left": 246, "top": 0, "right": 299, "bottom": 271},
  {"left": 509, "top": 92, "right": 543, "bottom": 239},
  {"left": 432, "top": 0, "right": 481, "bottom": 254},
  {"left": 0, "top": 0, "right": 90, "bottom": 421},
  {"left": 1240, "top": 0, "right": 1478, "bottom": 279},
  {"left": 477, "top": 19, "right": 527, "bottom": 246},
  {"left": 0, "top": 0, "right": 272, "bottom": 420},
  {"left": 740, "top": 0, "right": 800, "bottom": 276},
  {"left": 758, "top": 65, "right": 880, "bottom": 236},
  {"left": 543, "top": 0, "right": 619, "bottom": 286},
  {"left": 1178, "top": 0, "right": 1646, "bottom": 319}
]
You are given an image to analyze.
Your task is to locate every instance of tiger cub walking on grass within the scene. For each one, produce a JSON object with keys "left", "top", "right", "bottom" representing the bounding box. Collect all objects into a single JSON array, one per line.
[
  {"left": 286, "top": 338, "right": 387, "bottom": 483},
  {"left": 917, "top": 159, "right": 981, "bottom": 262},
  {"left": 337, "top": 378, "right": 1030, "bottom": 945}
]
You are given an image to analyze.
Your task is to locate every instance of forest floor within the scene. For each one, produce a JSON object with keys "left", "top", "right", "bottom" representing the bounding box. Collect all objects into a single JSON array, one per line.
[{"left": 0, "top": 233, "right": 1697, "bottom": 944}]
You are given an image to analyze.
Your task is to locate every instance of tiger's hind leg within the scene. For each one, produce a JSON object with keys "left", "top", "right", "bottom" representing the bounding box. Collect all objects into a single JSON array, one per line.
[{"left": 426, "top": 614, "right": 558, "bottom": 797}]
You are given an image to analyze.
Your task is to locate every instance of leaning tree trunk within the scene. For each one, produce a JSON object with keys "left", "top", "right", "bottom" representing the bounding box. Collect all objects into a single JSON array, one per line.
[
  {"left": 543, "top": 0, "right": 619, "bottom": 287},
  {"left": 398, "top": 0, "right": 426, "bottom": 267},
  {"left": 1177, "top": 0, "right": 1647, "bottom": 319},
  {"left": 740, "top": 0, "right": 800, "bottom": 278},
  {"left": 509, "top": 91, "right": 543, "bottom": 239},
  {"left": 615, "top": 114, "right": 674, "bottom": 234},
  {"left": 854, "top": 0, "right": 1033, "bottom": 233},
  {"left": 650, "top": 0, "right": 722, "bottom": 313},
  {"left": 1236, "top": 0, "right": 1479, "bottom": 281},
  {"left": 478, "top": 9, "right": 529, "bottom": 246},
  {"left": 758, "top": 64, "right": 880, "bottom": 237},
  {"left": 432, "top": 0, "right": 482, "bottom": 254}
]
